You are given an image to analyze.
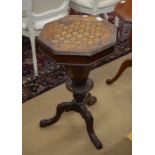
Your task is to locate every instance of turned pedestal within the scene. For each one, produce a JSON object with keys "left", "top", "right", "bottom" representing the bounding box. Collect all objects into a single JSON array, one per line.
[
  {"left": 40, "top": 65, "right": 102, "bottom": 148},
  {"left": 37, "top": 15, "right": 117, "bottom": 149}
]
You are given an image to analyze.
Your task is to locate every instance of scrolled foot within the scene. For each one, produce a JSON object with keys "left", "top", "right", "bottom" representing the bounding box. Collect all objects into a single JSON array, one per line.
[
  {"left": 40, "top": 102, "right": 74, "bottom": 128},
  {"left": 106, "top": 79, "right": 113, "bottom": 85},
  {"left": 89, "top": 132, "right": 103, "bottom": 149},
  {"left": 106, "top": 59, "right": 132, "bottom": 85},
  {"left": 87, "top": 96, "right": 97, "bottom": 106},
  {"left": 40, "top": 118, "right": 55, "bottom": 127},
  {"left": 85, "top": 93, "right": 97, "bottom": 106},
  {"left": 78, "top": 105, "right": 103, "bottom": 149}
]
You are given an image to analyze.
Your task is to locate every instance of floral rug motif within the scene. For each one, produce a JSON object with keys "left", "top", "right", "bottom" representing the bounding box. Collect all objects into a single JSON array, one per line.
[{"left": 22, "top": 11, "right": 131, "bottom": 103}]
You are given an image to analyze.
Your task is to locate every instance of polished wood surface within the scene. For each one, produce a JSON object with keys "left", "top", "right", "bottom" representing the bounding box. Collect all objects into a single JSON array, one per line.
[
  {"left": 39, "top": 15, "right": 116, "bottom": 55},
  {"left": 40, "top": 65, "right": 103, "bottom": 149},
  {"left": 38, "top": 15, "right": 116, "bottom": 66},
  {"left": 106, "top": 0, "right": 132, "bottom": 85},
  {"left": 37, "top": 15, "right": 120, "bottom": 149},
  {"left": 106, "top": 59, "right": 132, "bottom": 84},
  {"left": 115, "top": 0, "right": 132, "bottom": 22}
]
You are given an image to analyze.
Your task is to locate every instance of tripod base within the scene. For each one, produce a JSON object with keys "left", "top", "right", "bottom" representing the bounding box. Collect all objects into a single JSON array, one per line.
[
  {"left": 40, "top": 93, "right": 102, "bottom": 149},
  {"left": 40, "top": 66, "right": 103, "bottom": 149}
]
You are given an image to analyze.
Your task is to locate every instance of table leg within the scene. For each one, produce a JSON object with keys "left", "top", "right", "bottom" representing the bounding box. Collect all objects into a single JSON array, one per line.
[
  {"left": 40, "top": 65, "right": 103, "bottom": 149},
  {"left": 106, "top": 59, "right": 132, "bottom": 84},
  {"left": 77, "top": 103, "right": 103, "bottom": 149},
  {"left": 84, "top": 93, "right": 97, "bottom": 106},
  {"left": 40, "top": 102, "right": 74, "bottom": 127}
]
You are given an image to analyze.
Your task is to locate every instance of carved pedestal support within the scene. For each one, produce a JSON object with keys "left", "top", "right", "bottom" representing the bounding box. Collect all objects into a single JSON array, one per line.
[{"left": 40, "top": 66, "right": 103, "bottom": 149}]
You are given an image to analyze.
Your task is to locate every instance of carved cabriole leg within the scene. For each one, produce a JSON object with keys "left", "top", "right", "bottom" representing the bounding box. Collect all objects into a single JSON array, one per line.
[
  {"left": 106, "top": 59, "right": 132, "bottom": 85},
  {"left": 77, "top": 104, "right": 103, "bottom": 149},
  {"left": 71, "top": 93, "right": 102, "bottom": 149},
  {"left": 40, "top": 102, "right": 75, "bottom": 127},
  {"left": 106, "top": 20, "right": 132, "bottom": 85}
]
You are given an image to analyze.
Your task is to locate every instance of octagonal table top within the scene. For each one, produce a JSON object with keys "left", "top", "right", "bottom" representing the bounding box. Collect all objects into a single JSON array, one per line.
[{"left": 38, "top": 15, "right": 117, "bottom": 56}]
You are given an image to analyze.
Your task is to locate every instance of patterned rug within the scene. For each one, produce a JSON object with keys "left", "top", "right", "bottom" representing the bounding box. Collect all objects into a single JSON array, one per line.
[{"left": 22, "top": 11, "right": 131, "bottom": 103}]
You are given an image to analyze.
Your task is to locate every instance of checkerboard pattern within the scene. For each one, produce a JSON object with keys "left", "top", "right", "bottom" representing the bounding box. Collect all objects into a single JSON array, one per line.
[{"left": 40, "top": 16, "right": 116, "bottom": 53}]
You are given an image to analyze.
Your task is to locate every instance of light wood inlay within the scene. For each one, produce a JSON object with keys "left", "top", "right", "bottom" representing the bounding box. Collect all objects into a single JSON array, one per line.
[{"left": 39, "top": 15, "right": 116, "bottom": 55}]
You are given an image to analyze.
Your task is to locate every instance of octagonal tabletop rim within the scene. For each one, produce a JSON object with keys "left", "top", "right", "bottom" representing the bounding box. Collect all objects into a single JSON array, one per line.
[{"left": 38, "top": 15, "right": 117, "bottom": 57}]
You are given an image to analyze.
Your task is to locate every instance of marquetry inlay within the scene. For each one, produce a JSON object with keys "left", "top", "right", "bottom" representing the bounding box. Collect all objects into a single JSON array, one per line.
[{"left": 39, "top": 15, "right": 116, "bottom": 55}]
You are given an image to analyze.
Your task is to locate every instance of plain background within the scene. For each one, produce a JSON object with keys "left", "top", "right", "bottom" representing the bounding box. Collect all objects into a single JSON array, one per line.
[{"left": 0, "top": 0, "right": 155, "bottom": 154}]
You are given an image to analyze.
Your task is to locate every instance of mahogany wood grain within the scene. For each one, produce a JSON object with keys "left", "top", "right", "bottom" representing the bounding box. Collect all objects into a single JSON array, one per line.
[
  {"left": 106, "top": 0, "right": 132, "bottom": 84},
  {"left": 115, "top": 0, "right": 132, "bottom": 22}
]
